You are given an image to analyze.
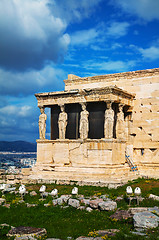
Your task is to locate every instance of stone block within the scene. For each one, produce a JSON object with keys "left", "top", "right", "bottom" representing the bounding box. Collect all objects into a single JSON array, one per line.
[
  {"left": 22, "top": 168, "right": 31, "bottom": 176},
  {"left": 81, "top": 199, "right": 90, "bottom": 205},
  {"left": 37, "top": 142, "right": 53, "bottom": 164},
  {"left": 57, "top": 198, "right": 63, "bottom": 205},
  {"left": 69, "top": 142, "right": 85, "bottom": 166},
  {"left": 0, "top": 198, "right": 5, "bottom": 205},
  {"left": 86, "top": 207, "right": 93, "bottom": 212},
  {"left": 87, "top": 149, "right": 112, "bottom": 165},
  {"left": 149, "top": 194, "right": 159, "bottom": 201},
  {"left": 68, "top": 198, "right": 80, "bottom": 208},
  {"left": 53, "top": 143, "right": 69, "bottom": 165},
  {"left": 98, "top": 201, "right": 117, "bottom": 211},
  {"left": 89, "top": 199, "right": 103, "bottom": 209},
  {"left": 52, "top": 199, "right": 58, "bottom": 206},
  {"left": 112, "top": 142, "right": 125, "bottom": 164},
  {"left": 133, "top": 211, "right": 159, "bottom": 229}
]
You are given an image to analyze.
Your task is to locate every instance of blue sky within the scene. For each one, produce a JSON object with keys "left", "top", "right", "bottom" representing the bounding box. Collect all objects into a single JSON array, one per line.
[{"left": 0, "top": 0, "right": 159, "bottom": 142}]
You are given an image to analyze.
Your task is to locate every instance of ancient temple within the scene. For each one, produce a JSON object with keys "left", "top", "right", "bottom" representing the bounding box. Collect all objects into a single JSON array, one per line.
[{"left": 27, "top": 68, "right": 159, "bottom": 186}]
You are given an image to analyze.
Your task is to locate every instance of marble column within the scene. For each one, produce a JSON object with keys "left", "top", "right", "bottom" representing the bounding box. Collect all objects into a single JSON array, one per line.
[
  {"left": 79, "top": 103, "right": 89, "bottom": 139},
  {"left": 104, "top": 101, "right": 114, "bottom": 139},
  {"left": 58, "top": 104, "right": 68, "bottom": 139},
  {"left": 116, "top": 104, "right": 125, "bottom": 139},
  {"left": 38, "top": 107, "right": 47, "bottom": 139}
]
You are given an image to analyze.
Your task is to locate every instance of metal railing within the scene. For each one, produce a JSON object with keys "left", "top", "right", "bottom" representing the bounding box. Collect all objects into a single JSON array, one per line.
[{"left": 125, "top": 154, "right": 138, "bottom": 171}]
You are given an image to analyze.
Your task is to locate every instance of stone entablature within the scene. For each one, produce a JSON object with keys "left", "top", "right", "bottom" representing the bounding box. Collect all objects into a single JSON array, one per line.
[{"left": 35, "top": 86, "right": 135, "bottom": 108}]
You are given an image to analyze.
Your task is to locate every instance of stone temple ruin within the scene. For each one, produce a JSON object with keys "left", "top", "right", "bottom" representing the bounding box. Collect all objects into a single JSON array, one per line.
[{"left": 25, "top": 68, "right": 159, "bottom": 186}]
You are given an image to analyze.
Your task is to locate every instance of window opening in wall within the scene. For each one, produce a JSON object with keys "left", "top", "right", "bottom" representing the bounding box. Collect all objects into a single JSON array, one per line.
[
  {"left": 130, "top": 133, "right": 136, "bottom": 137},
  {"left": 141, "top": 148, "right": 144, "bottom": 155},
  {"left": 150, "top": 148, "right": 157, "bottom": 152}
]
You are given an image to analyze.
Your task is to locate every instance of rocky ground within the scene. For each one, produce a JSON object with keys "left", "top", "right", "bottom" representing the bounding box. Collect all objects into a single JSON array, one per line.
[{"left": 0, "top": 180, "right": 159, "bottom": 239}]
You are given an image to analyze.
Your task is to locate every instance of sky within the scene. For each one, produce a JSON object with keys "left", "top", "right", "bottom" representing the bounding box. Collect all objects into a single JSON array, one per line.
[{"left": 0, "top": 0, "right": 159, "bottom": 143}]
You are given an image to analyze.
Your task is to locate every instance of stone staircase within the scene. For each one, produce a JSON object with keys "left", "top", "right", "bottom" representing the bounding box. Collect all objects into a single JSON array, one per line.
[{"left": 26, "top": 162, "right": 140, "bottom": 187}]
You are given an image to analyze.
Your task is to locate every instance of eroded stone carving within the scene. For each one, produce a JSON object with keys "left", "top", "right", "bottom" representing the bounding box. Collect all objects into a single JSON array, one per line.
[
  {"left": 104, "top": 102, "right": 114, "bottom": 139},
  {"left": 58, "top": 105, "right": 67, "bottom": 139},
  {"left": 79, "top": 103, "right": 89, "bottom": 139},
  {"left": 39, "top": 107, "right": 47, "bottom": 139},
  {"left": 116, "top": 104, "right": 125, "bottom": 139}
]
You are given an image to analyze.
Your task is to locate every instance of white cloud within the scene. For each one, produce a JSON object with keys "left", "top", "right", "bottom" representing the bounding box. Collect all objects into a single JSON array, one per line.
[
  {"left": 0, "top": 96, "right": 50, "bottom": 141},
  {"left": 49, "top": 0, "right": 102, "bottom": 23},
  {"left": 0, "top": 0, "right": 103, "bottom": 71},
  {"left": 19, "top": 106, "right": 32, "bottom": 117},
  {"left": 112, "top": 0, "right": 159, "bottom": 21},
  {"left": 84, "top": 60, "right": 136, "bottom": 72},
  {"left": 0, "top": 65, "right": 66, "bottom": 96},
  {"left": 0, "top": 104, "right": 38, "bottom": 141},
  {"left": 71, "top": 28, "right": 99, "bottom": 46},
  {"left": 70, "top": 22, "right": 129, "bottom": 47},
  {"left": 107, "top": 21, "right": 130, "bottom": 38},
  {"left": 0, "top": 105, "right": 32, "bottom": 117},
  {"left": 0, "top": 0, "right": 70, "bottom": 70},
  {"left": 139, "top": 46, "right": 159, "bottom": 60},
  {"left": 111, "top": 43, "right": 122, "bottom": 49}
]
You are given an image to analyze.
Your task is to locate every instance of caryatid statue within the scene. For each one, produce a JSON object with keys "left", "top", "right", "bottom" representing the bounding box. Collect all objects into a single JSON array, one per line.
[
  {"left": 39, "top": 107, "right": 47, "bottom": 139},
  {"left": 104, "top": 101, "right": 114, "bottom": 139},
  {"left": 58, "top": 105, "right": 68, "bottom": 139},
  {"left": 79, "top": 103, "right": 89, "bottom": 139},
  {"left": 116, "top": 104, "right": 125, "bottom": 139}
]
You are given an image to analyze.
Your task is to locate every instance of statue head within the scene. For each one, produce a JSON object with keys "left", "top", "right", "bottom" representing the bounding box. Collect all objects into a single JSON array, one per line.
[
  {"left": 118, "top": 103, "right": 124, "bottom": 112},
  {"left": 81, "top": 103, "right": 86, "bottom": 111},
  {"left": 40, "top": 107, "right": 44, "bottom": 114},
  {"left": 60, "top": 105, "right": 65, "bottom": 112},
  {"left": 106, "top": 101, "right": 112, "bottom": 109}
]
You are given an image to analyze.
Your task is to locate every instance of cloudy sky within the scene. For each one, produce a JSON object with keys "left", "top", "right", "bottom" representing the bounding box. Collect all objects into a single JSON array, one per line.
[{"left": 0, "top": 0, "right": 159, "bottom": 142}]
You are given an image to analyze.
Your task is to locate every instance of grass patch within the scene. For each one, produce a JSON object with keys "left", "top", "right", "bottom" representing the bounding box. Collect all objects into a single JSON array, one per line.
[{"left": 0, "top": 178, "right": 158, "bottom": 239}]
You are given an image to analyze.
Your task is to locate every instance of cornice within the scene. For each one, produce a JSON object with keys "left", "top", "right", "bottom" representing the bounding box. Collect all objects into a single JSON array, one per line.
[
  {"left": 35, "top": 86, "right": 135, "bottom": 101},
  {"left": 64, "top": 68, "right": 159, "bottom": 84}
]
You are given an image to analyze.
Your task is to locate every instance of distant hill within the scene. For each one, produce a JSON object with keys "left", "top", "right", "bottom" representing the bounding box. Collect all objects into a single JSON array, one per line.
[{"left": 0, "top": 141, "right": 36, "bottom": 152}]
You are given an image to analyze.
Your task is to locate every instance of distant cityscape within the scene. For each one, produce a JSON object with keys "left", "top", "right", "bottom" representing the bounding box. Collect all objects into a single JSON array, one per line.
[{"left": 0, "top": 141, "right": 37, "bottom": 171}]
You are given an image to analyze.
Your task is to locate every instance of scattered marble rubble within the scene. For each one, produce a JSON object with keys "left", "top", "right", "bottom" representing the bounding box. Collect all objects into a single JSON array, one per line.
[
  {"left": 7, "top": 226, "right": 47, "bottom": 239},
  {"left": 149, "top": 194, "right": 159, "bottom": 201},
  {"left": 0, "top": 197, "right": 5, "bottom": 205},
  {"left": 1, "top": 183, "right": 159, "bottom": 239},
  {"left": 3, "top": 223, "right": 120, "bottom": 240},
  {"left": 68, "top": 198, "right": 80, "bottom": 208},
  {"left": 0, "top": 185, "right": 118, "bottom": 212},
  {"left": 29, "top": 191, "right": 37, "bottom": 196},
  {"left": 1, "top": 206, "right": 159, "bottom": 239},
  {"left": 133, "top": 211, "right": 159, "bottom": 229},
  {"left": 51, "top": 195, "right": 117, "bottom": 212},
  {"left": 110, "top": 209, "right": 133, "bottom": 220}
]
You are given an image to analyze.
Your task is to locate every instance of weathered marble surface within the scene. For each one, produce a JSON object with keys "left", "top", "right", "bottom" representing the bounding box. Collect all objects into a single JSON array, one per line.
[{"left": 133, "top": 211, "right": 159, "bottom": 229}]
